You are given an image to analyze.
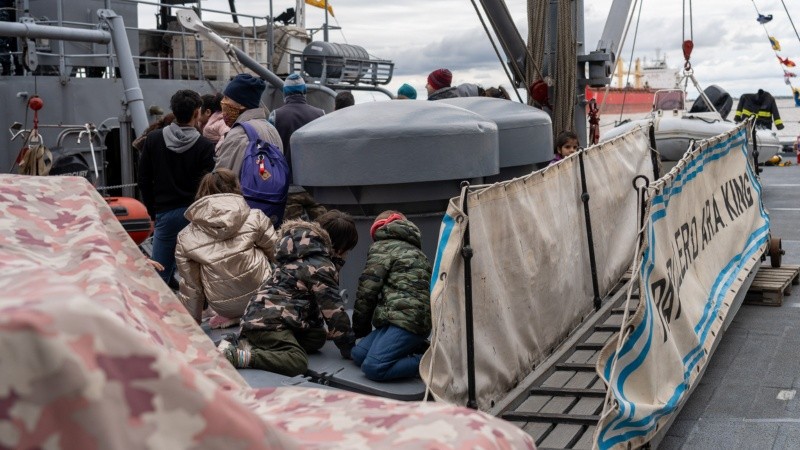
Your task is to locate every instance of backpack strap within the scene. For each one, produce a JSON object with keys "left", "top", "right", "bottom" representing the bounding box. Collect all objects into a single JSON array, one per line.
[{"left": 235, "top": 120, "right": 262, "bottom": 144}]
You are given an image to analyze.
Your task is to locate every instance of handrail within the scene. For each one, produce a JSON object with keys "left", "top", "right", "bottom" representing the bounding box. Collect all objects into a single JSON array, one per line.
[{"left": 114, "top": 0, "right": 270, "bottom": 22}]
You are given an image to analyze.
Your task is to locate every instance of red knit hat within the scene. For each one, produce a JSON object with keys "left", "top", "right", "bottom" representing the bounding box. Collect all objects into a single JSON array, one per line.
[{"left": 427, "top": 68, "right": 453, "bottom": 91}]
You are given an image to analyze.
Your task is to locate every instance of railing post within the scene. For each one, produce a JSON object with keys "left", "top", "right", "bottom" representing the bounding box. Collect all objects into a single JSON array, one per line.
[
  {"left": 648, "top": 123, "right": 660, "bottom": 180},
  {"left": 751, "top": 123, "right": 760, "bottom": 174},
  {"left": 460, "top": 180, "right": 478, "bottom": 410},
  {"left": 578, "top": 150, "right": 602, "bottom": 311},
  {"left": 632, "top": 175, "right": 650, "bottom": 231}
]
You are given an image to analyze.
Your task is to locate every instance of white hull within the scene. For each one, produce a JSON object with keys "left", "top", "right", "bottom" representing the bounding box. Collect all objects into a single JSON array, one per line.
[{"left": 602, "top": 110, "right": 781, "bottom": 162}]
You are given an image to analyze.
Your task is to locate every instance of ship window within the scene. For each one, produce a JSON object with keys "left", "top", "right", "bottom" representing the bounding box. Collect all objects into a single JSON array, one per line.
[{"left": 654, "top": 90, "right": 685, "bottom": 111}]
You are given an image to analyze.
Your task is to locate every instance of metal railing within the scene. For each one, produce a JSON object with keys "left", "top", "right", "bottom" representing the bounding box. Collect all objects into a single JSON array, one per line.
[{"left": 1, "top": 0, "right": 289, "bottom": 81}]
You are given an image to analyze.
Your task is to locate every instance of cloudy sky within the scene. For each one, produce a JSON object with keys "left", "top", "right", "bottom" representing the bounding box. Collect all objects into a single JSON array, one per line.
[{"left": 141, "top": 0, "right": 800, "bottom": 99}]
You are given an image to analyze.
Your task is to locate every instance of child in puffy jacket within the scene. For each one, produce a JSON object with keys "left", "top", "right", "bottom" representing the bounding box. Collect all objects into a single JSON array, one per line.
[
  {"left": 351, "top": 210, "right": 432, "bottom": 380},
  {"left": 175, "top": 168, "right": 278, "bottom": 328},
  {"left": 225, "top": 210, "right": 358, "bottom": 377}
]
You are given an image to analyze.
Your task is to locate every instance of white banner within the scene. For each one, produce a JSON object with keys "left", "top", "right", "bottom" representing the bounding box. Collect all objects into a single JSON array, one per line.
[
  {"left": 421, "top": 127, "right": 654, "bottom": 409},
  {"left": 595, "top": 124, "right": 770, "bottom": 449}
]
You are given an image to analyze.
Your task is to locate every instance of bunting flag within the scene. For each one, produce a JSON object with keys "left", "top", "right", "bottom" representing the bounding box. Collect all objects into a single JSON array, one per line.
[
  {"left": 779, "top": 56, "right": 796, "bottom": 67},
  {"left": 758, "top": 13, "right": 773, "bottom": 24},
  {"left": 785, "top": 71, "right": 797, "bottom": 77},
  {"left": 794, "top": 88, "right": 800, "bottom": 107},
  {"left": 305, "top": 0, "right": 335, "bottom": 17},
  {"left": 770, "top": 36, "right": 781, "bottom": 51}
]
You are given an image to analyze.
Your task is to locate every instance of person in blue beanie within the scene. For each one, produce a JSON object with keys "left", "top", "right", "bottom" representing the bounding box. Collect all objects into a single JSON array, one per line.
[
  {"left": 396, "top": 83, "right": 417, "bottom": 100},
  {"left": 215, "top": 73, "right": 283, "bottom": 176},
  {"left": 269, "top": 73, "right": 327, "bottom": 221}
]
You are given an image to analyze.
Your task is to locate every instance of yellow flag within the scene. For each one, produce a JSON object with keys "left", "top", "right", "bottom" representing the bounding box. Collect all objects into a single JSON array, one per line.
[
  {"left": 770, "top": 36, "right": 781, "bottom": 51},
  {"left": 306, "top": 0, "right": 334, "bottom": 17}
]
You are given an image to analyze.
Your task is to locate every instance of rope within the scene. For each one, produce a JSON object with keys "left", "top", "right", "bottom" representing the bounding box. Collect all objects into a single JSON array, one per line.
[
  {"left": 598, "top": 195, "right": 650, "bottom": 427},
  {"left": 96, "top": 183, "right": 138, "bottom": 191},
  {"left": 526, "top": 0, "right": 548, "bottom": 106},
  {"left": 682, "top": 0, "right": 693, "bottom": 42},
  {"left": 553, "top": 0, "right": 576, "bottom": 135}
]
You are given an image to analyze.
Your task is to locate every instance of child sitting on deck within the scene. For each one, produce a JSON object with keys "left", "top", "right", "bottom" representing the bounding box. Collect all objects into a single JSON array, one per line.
[
  {"left": 351, "top": 210, "right": 432, "bottom": 381},
  {"left": 549, "top": 130, "right": 580, "bottom": 165},
  {"left": 175, "top": 169, "right": 278, "bottom": 328},
  {"left": 225, "top": 210, "right": 358, "bottom": 376}
]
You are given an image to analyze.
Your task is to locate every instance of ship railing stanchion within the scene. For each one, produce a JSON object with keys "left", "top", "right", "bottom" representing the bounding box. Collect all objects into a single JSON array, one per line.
[
  {"left": 633, "top": 175, "right": 650, "bottom": 231},
  {"left": 578, "top": 149, "right": 602, "bottom": 311},
  {"left": 459, "top": 180, "right": 478, "bottom": 410},
  {"left": 648, "top": 122, "right": 660, "bottom": 180},
  {"left": 750, "top": 120, "right": 760, "bottom": 175}
]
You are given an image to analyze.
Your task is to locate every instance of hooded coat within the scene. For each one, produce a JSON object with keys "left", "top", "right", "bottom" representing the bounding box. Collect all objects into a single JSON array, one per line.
[
  {"left": 175, "top": 194, "right": 278, "bottom": 322},
  {"left": 352, "top": 219, "right": 432, "bottom": 338},
  {"left": 240, "top": 219, "right": 355, "bottom": 351},
  {"left": 137, "top": 123, "right": 215, "bottom": 217}
]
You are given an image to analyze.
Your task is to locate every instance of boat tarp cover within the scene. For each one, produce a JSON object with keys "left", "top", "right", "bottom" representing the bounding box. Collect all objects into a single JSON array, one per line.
[
  {"left": 594, "top": 123, "right": 769, "bottom": 449},
  {"left": 420, "top": 127, "right": 655, "bottom": 410},
  {"left": 0, "top": 175, "right": 535, "bottom": 449}
]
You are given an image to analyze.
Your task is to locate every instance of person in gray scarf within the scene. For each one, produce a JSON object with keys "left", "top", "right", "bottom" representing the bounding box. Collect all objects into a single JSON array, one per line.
[{"left": 138, "top": 90, "right": 215, "bottom": 286}]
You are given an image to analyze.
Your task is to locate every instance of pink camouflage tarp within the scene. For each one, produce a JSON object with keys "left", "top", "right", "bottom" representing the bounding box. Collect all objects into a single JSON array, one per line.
[{"left": 0, "top": 175, "right": 535, "bottom": 450}]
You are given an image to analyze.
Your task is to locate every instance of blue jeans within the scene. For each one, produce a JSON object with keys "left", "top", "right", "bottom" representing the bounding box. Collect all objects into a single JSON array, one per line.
[
  {"left": 151, "top": 207, "right": 188, "bottom": 283},
  {"left": 351, "top": 324, "right": 426, "bottom": 381}
]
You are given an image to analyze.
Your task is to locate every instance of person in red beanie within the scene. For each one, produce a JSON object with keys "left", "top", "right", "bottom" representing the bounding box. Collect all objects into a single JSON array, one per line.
[{"left": 426, "top": 68, "right": 459, "bottom": 101}]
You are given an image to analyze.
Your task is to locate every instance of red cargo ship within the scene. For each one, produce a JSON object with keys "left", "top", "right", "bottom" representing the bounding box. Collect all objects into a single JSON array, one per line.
[{"left": 586, "top": 55, "right": 679, "bottom": 114}]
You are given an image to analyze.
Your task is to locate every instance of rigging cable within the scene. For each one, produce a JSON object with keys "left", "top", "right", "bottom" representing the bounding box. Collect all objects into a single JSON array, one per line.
[
  {"left": 616, "top": 0, "right": 646, "bottom": 124},
  {"left": 596, "top": 0, "right": 639, "bottom": 115},
  {"left": 468, "top": 0, "right": 524, "bottom": 102},
  {"left": 779, "top": 0, "right": 800, "bottom": 46}
]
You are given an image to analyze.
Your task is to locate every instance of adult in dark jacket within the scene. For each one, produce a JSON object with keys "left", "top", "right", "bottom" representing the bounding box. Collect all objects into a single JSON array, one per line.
[
  {"left": 137, "top": 90, "right": 215, "bottom": 284},
  {"left": 351, "top": 211, "right": 432, "bottom": 381},
  {"left": 269, "top": 73, "right": 327, "bottom": 221},
  {"left": 426, "top": 68, "right": 460, "bottom": 101}
]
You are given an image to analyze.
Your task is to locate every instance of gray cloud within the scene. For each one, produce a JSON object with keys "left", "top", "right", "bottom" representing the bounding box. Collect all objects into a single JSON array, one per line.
[{"left": 159, "top": 0, "right": 800, "bottom": 97}]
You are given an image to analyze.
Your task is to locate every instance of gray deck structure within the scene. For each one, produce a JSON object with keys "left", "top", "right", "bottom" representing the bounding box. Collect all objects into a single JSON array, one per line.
[{"left": 664, "top": 163, "right": 800, "bottom": 449}]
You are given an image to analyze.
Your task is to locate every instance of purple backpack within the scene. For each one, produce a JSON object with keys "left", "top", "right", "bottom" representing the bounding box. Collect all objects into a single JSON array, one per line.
[{"left": 236, "top": 121, "right": 290, "bottom": 226}]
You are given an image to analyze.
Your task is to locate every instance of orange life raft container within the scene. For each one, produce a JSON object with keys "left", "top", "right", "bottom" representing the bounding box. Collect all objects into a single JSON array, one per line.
[{"left": 104, "top": 197, "right": 153, "bottom": 245}]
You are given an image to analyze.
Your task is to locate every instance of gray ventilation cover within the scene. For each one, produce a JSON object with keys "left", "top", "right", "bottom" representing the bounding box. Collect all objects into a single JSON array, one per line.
[
  {"left": 439, "top": 97, "right": 553, "bottom": 177},
  {"left": 291, "top": 100, "right": 499, "bottom": 187}
]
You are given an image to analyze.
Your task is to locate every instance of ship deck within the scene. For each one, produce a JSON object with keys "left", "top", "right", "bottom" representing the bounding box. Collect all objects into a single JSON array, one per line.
[{"left": 664, "top": 161, "right": 800, "bottom": 448}]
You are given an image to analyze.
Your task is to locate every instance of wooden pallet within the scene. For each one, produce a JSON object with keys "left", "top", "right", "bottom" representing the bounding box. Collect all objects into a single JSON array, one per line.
[{"left": 745, "top": 265, "right": 800, "bottom": 306}]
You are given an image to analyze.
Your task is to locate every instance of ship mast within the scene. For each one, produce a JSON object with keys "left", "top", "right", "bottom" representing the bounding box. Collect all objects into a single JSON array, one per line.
[{"left": 295, "top": 0, "right": 306, "bottom": 29}]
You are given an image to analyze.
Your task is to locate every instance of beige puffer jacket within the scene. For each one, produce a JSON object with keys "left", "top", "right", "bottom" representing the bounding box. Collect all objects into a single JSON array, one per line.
[{"left": 175, "top": 193, "right": 278, "bottom": 323}]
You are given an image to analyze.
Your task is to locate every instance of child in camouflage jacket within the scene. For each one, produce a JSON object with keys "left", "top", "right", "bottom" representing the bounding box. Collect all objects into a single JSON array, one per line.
[
  {"left": 224, "top": 210, "right": 358, "bottom": 377},
  {"left": 351, "top": 211, "right": 432, "bottom": 381}
]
